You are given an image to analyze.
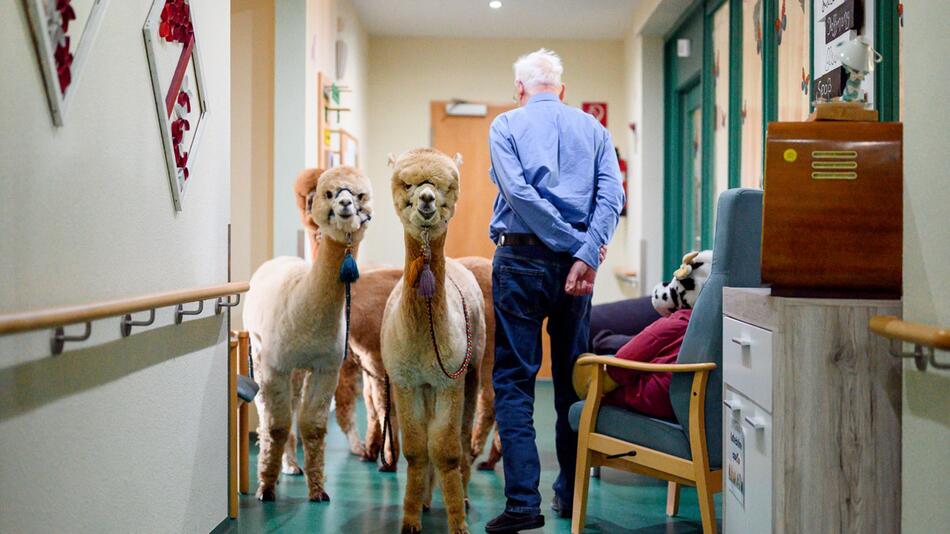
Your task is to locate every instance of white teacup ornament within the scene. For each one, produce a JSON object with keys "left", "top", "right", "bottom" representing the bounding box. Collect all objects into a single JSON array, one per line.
[{"left": 834, "top": 38, "right": 883, "bottom": 103}]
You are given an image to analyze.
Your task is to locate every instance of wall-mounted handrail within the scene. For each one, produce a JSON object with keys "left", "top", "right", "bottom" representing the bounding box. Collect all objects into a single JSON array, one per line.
[
  {"left": 870, "top": 315, "right": 950, "bottom": 371},
  {"left": 0, "top": 282, "right": 249, "bottom": 336}
]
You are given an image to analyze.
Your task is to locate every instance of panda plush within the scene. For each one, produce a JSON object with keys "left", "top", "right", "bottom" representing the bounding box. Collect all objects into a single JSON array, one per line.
[{"left": 651, "top": 250, "right": 713, "bottom": 317}]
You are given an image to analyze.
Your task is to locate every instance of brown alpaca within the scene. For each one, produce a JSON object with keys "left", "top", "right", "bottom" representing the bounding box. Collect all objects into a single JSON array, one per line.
[
  {"left": 243, "top": 167, "right": 373, "bottom": 502},
  {"left": 381, "top": 149, "right": 486, "bottom": 534}
]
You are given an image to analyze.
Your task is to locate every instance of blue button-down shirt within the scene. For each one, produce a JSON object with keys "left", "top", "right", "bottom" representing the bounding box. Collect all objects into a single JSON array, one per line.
[{"left": 488, "top": 92, "right": 625, "bottom": 270}]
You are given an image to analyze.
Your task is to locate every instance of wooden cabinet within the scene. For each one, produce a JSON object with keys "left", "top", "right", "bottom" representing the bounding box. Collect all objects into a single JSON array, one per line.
[{"left": 722, "top": 288, "right": 901, "bottom": 534}]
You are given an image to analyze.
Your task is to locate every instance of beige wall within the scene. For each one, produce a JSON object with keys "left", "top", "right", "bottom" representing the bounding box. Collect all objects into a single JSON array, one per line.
[
  {"left": 901, "top": 2, "right": 950, "bottom": 531},
  {"left": 232, "top": 0, "right": 275, "bottom": 328},
  {"left": 365, "top": 36, "right": 629, "bottom": 303},
  {"left": 0, "top": 0, "right": 231, "bottom": 531}
]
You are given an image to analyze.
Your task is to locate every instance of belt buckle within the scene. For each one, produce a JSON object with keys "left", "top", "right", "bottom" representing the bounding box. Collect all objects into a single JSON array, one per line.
[{"left": 499, "top": 234, "right": 506, "bottom": 246}]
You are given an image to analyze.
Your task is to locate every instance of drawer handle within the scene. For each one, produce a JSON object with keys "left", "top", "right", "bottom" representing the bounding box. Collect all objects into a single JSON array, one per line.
[
  {"left": 723, "top": 399, "right": 742, "bottom": 413},
  {"left": 731, "top": 337, "right": 752, "bottom": 348},
  {"left": 743, "top": 416, "right": 766, "bottom": 431}
]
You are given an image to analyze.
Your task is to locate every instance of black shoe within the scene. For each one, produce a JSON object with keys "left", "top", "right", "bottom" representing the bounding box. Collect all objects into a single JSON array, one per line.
[
  {"left": 484, "top": 511, "right": 545, "bottom": 533},
  {"left": 551, "top": 496, "right": 573, "bottom": 519}
]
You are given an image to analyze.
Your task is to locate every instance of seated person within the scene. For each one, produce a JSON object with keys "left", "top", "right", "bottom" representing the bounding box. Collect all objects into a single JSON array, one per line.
[
  {"left": 575, "top": 251, "right": 712, "bottom": 419},
  {"left": 588, "top": 296, "right": 660, "bottom": 355}
]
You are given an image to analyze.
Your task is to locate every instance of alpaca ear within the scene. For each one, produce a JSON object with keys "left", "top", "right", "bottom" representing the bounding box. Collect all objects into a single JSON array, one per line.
[
  {"left": 453, "top": 153, "right": 464, "bottom": 167},
  {"left": 306, "top": 190, "right": 316, "bottom": 212},
  {"left": 387, "top": 153, "right": 398, "bottom": 168}
]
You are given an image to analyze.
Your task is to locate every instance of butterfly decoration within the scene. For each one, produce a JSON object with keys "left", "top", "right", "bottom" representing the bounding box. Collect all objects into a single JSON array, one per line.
[
  {"left": 775, "top": 0, "right": 787, "bottom": 46},
  {"left": 801, "top": 67, "right": 811, "bottom": 96},
  {"left": 898, "top": 3, "right": 904, "bottom": 27}
]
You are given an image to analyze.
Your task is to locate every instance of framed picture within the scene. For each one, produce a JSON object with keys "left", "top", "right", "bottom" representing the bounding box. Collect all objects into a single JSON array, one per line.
[
  {"left": 23, "top": 0, "right": 111, "bottom": 126},
  {"left": 143, "top": 0, "right": 209, "bottom": 211}
]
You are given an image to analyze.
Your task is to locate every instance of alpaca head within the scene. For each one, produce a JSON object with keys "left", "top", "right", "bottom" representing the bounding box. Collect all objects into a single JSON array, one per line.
[
  {"left": 388, "top": 148, "right": 463, "bottom": 242},
  {"left": 306, "top": 166, "right": 374, "bottom": 244}
]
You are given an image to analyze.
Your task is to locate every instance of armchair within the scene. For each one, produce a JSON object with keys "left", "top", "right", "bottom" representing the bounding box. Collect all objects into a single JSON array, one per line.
[{"left": 569, "top": 189, "right": 764, "bottom": 533}]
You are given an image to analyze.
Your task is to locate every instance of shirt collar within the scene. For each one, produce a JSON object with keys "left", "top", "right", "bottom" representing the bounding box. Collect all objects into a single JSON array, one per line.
[{"left": 527, "top": 92, "right": 560, "bottom": 105}]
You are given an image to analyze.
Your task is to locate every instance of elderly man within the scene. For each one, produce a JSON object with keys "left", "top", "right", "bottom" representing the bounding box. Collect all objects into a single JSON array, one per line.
[{"left": 486, "top": 49, "right": 625, "bottom": 533}]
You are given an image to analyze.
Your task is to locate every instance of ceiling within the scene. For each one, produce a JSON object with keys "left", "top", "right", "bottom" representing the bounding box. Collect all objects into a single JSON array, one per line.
[{"left": 351, "top": 0, "right": 641, "bottom": 40}]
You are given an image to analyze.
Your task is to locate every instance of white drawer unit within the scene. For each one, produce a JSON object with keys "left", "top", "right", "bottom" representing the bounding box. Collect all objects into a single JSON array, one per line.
[
  {"left": 722, "top": 315, "right": 774, "bottom": 412},
  {"left": 723, "top": 387, "right": 772, "bottom": 534},
  {"left": 721, "top": 288, "right": 901, "bottom": 534}
]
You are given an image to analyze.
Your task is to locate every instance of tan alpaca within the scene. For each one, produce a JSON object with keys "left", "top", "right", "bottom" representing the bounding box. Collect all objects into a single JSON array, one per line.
[
  {"left": 381, "top": 148, "right": 486, "bottom": 534},
  {"left": 243, "top": 166, "right": 373, "bottom": 502}
]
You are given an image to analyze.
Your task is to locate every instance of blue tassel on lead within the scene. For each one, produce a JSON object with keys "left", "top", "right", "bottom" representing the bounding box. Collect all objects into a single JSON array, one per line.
[{"left": 339, "top": 250, "right": 360, "bottom": 283}]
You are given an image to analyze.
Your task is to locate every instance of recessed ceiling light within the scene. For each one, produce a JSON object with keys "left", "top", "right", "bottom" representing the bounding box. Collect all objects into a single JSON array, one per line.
[{"left": 489, "top": 1, "right": 503, "bottom": 9}]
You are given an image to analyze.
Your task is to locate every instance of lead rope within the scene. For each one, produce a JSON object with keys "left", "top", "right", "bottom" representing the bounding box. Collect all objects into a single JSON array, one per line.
[
  {"left": 416, "top": 230, "right": 473, "bottom": 380},
  {"left": 381, "top": 375, "right": 396, "bottom": 467},
  {"left": 339, "top": 234, "right": 360, "bottom": 362}
]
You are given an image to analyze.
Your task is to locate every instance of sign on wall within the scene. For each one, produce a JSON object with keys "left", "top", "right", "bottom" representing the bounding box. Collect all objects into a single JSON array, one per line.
[
  {"left": 143, "top": 0, "right": 209, "bottom": 211},
  {"left": 24, "top": 0, "right": 111, "bottom": 126},
  {"left": 813, "top": 0, "right": 875, "bottom": 103},
  {"left": 582, "top": 102, "right": 608, "bottom": 127}
]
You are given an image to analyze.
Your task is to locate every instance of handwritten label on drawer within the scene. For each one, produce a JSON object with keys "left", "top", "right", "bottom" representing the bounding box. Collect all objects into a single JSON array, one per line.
[{"left": 727, "top": 420, "right": 746, "bottom": 507}]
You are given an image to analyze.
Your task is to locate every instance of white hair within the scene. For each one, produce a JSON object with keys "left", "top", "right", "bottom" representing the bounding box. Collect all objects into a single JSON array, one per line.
[{"left": 513, "top": 48, "right": 563, "bottom": 90}]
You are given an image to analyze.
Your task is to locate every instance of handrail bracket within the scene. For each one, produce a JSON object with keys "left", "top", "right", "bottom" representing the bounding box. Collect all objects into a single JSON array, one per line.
[
  {"left": 51, "top": 322, "right": 92, "bottom": 355},
  {"left": 121, "top": 309, "right": 156, "bottom": 337},
  {"left": 176, "top": 301, "right": 205, "bottom": 324},
  {"left": 216, "top": 294, "right": 242, "bottom": 315}
]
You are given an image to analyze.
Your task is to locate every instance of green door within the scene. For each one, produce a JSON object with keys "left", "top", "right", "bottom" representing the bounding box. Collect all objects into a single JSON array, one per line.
[{"left": 681, "top": 83, "right": 704, "bottom": 255}]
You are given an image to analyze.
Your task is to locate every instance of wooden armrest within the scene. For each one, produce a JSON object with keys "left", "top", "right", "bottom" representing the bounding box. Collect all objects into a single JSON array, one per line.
[
  {"left": 870, "top": 315, "right": 950, "bottom": 351},
  {"left": 575, "top": 355, "right": 717, "bottom": 373}
]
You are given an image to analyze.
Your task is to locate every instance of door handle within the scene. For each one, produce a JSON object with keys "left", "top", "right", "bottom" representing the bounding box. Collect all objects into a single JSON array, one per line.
[
  {"left": 723, "top": 399, "right": 742, "bottom": 413},
  {"left": 743, "top": 415, "right": 766, "bottom": 431},
  {"left": 731, "top": 337, "right": 752, "bottom": 348}
]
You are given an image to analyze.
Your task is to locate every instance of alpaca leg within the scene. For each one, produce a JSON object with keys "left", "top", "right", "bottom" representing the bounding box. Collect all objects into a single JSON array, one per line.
[
  {"left": 282, "top": 369, "right": 306, "bottom": 475},
  {"left": 478, "top": 430, "right": 503, "bottom": 471},
  {"left": 470, "top": 383, "right": 495, "bottom": 463},
  {"left": 460, "top": 368, "right": 479, "bottom": 501},
  {"left": 394, "top": 386, "right": 428, "bottom": 534},
  {"left": 254, "top": 364, "right": 293, "bottom": 501},
  {"left": 297, "top": 369, "right": 338, "bottom": 502},
  {"left": 431, "top": 386, "right": 468, "bottom": 534},
  {"left": 361, "top": 372, "right": 382, "bottom": 462},
  {"left": 335, "top": 356, "right": 365, "bottom": 456}
]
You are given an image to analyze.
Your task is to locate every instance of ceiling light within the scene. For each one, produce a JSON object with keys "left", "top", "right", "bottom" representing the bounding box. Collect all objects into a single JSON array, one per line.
[{"left": 489, "top": 1, "right": 503, "bottom": 9}]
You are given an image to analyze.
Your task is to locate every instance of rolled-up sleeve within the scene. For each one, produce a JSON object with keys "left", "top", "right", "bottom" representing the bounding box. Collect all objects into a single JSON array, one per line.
[
  {"left": 573, "top": 129, "right": 625, "bottom": 270},
  {"left": 489, "top": 118, "right": 587, "bottom": 254}
]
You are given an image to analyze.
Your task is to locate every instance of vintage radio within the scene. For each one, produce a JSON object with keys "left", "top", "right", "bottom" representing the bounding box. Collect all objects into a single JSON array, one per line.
[{"left": 761, "top": 121, "right": 902, "bottom": 298}]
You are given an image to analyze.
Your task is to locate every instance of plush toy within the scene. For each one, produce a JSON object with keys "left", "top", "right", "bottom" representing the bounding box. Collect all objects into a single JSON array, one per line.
[{"left": 651, "top": 250, "right": 713, "bottom": 317}]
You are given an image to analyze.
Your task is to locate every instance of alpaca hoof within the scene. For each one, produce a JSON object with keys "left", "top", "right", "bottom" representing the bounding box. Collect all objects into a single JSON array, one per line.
[
  {"left": 281, "top": 464, "right": 303, "bottom": 476},
  {"left": 309, "top": 490, "right": 331, "bottom": 502},
  {"left": 400, "top": 524, "right": 421, "bottom": 534},
  {"left": 361, "top": 448, "right": 379, "bottom": 463},
  {"left": 465, "top": 498, "right": 470, "bottom": 511},
  {"left": 256, "top": 486, "right": 276, "bottom": 502},
  {"left": 350, "top": 444, "right": 367, "bottom": 457},
  {"left": 378, "top": 461, "right": 397, "bottom": 473},
  {"left": 422, "top": 503, "right": 431, "bottom": 513},
  {"left": 476, "top": 461, "right": 495, "bottom": 471}
]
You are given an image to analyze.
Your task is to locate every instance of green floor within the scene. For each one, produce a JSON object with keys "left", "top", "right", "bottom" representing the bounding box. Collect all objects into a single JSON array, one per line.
[{"left": 223, "top": 382, "right": 719, "bottom": 533}]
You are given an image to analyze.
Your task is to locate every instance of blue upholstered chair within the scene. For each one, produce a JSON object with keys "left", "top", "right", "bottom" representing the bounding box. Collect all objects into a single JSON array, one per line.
[{"left": 569, "top": 189, "right": 763, "bottom": 534}]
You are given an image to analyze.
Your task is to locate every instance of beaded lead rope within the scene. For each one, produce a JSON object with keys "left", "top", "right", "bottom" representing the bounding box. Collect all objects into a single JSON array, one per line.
[{"left": 418, "top": 230, "right": 473, "bottom": 380}]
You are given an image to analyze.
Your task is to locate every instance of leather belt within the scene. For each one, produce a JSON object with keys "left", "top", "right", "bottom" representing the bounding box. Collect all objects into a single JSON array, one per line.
[{"left": 497, "top": 233, "right": 544, "bottom": 247}]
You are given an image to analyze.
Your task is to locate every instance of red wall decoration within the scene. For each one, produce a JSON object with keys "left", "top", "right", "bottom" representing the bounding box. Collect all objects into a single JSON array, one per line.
[
  {"left": 143, "top": 0, "right": 209, "bottom": 211},
  {"left": 581, "top": 102, "right": 608, "bottom": 127},
  {"left": 23, "top": 0, "right": 111, "bottom": 126}
]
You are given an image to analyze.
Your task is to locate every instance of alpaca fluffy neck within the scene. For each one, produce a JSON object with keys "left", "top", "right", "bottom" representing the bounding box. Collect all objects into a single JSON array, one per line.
[
  {"left": 300, "top": 236, "right": 355, "bottom": 318},
  {"left": 401, "top": 232, "right": 447, "bottom": 313}
]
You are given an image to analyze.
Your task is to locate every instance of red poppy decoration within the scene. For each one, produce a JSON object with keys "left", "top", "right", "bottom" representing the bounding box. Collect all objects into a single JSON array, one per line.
[
  {"left": 50, "top": 0, "right": 77, "bottom": 93},
  {"left": 170, "top": 86, "right": 192, "bottom": 180},
  {"left": 159, "top": 0, "right": 194, "bottom": 45}
]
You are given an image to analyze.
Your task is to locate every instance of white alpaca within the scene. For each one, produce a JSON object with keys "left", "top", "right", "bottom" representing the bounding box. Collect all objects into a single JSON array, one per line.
[
  {"left": 243, "top": 166, "right": 373, "bottom": 502},
  {"left": 381, "top": 149, "right": 486, "bottom": 534}
]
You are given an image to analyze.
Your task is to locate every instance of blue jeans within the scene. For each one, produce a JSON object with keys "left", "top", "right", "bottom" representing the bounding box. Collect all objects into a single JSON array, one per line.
[{"left": 492, "top": 245, "right": 592, "bottom": 515}]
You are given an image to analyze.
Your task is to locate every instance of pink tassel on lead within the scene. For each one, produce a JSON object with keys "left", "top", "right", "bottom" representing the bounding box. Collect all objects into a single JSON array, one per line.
[{"left": 417, "top": 262, "right": 436, "bottom": 298}]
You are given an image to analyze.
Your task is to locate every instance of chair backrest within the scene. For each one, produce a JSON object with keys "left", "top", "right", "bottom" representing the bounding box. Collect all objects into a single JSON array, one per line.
[{"left": 669, "top": 188, "right": 763, "bottom": 469}]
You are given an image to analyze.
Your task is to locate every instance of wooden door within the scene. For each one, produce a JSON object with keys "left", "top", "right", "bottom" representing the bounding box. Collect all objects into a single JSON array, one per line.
[
  {"left": 431, "top": 101, "right": 514, "bottom": 259},
  {"left": 431, "top": 101, "right": 558, "bottom": 379}
]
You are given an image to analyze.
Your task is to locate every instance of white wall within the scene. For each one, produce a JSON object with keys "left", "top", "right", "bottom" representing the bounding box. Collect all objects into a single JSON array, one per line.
[
  {"left": 901, "top": 2, "right": 950, "bottom": 532},
  {"left": 365, "top": 36, "right": 629, "bottom": 303},
  {"left": 0, "top": 0, "right": 230, "bottom": 531}
]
